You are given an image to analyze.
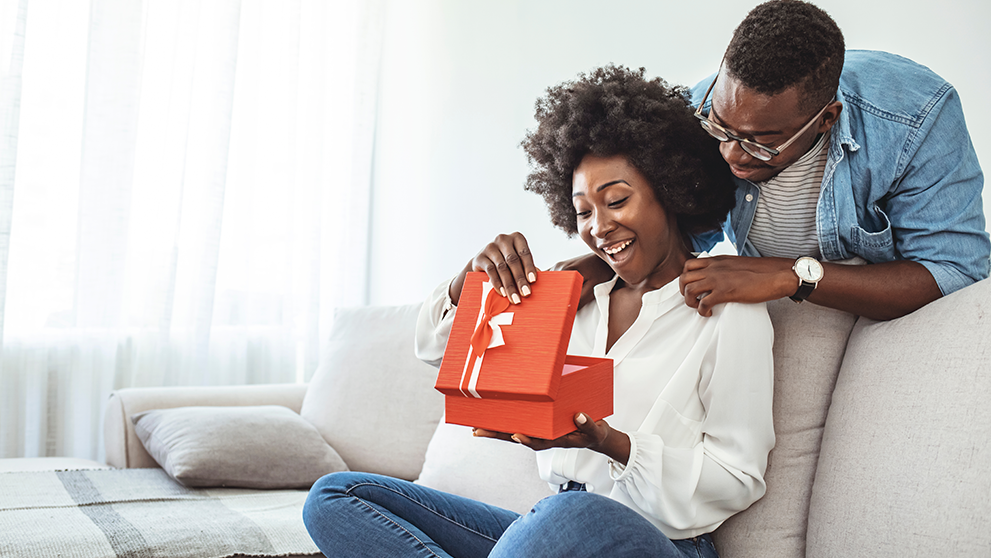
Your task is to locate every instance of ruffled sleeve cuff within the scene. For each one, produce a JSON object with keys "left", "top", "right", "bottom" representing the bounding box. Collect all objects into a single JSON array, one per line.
[
  {"left": 414, "top": 277, "right": 458, "bottom": 367},
  {"left": 607, "top": 430, "right": 638, "bottom": 483}
]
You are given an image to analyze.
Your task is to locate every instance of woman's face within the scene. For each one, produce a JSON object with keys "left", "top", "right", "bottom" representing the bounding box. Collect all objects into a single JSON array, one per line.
[{"left": 572, "top": 154, "right": 687, "bottom": 288}]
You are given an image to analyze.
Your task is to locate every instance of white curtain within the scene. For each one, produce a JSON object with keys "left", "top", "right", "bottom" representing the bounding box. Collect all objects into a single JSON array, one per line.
[{"left": 0, "top": 0, "right": 383, "bottom": 461}]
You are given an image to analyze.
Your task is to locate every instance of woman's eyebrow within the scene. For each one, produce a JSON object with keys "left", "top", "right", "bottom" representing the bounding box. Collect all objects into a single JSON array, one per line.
[
  {"left": 596, "top": 180, "right": 628, "bottom": 192},
  {"left": 572, "top": 179, "right": 629, "bottom": 198}
]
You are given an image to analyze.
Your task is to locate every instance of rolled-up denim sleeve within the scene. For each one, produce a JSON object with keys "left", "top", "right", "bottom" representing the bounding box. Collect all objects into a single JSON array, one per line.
[{"left": 889, "top": 86, "right": 990, "bottom": 295}]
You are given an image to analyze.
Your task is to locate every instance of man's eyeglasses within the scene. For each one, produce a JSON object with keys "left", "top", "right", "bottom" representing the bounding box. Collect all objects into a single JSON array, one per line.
[{"left": 694, "top": 73, "right": 833, "bottom": 162}]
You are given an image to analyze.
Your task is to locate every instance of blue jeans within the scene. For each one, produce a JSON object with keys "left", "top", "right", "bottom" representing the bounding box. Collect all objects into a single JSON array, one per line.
[{"left": 303, "top": 472, "right": 719, "bottom": 558}]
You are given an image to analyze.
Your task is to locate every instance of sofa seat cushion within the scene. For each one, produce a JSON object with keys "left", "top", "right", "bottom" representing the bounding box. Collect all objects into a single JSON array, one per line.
[
  {"left": 300, "top": 303, "right": 444, "bottom": 481},
  {"left": 0, "top": 468, "right": 322, "bottom": 557},
  {"left": 807, "top": 278, "right": 991, "bottom": 557},
  {"left": 0, "top": 458, "right": 112, "bottom": 473}
]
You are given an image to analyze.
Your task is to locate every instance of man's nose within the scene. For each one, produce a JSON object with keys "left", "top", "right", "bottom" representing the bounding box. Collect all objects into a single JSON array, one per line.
[{"left": 720, "top": 139, "right": 756, "bottom": 167}]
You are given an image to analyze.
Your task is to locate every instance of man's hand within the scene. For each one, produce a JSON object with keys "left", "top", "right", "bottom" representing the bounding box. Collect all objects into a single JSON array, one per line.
[
  {"left": 678, "top": 255, "right": 943, "bottom": 321},
  {"left": 473, "top": 412, "right": 631, "bottom": 465},
  {"left": 679, "top": 255, "right": 798, "bottom": 317}
]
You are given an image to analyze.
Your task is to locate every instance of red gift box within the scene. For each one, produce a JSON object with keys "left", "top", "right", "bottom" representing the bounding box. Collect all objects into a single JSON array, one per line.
[{"left": 435, "top": 270, "right": 613, "bottom": 439}]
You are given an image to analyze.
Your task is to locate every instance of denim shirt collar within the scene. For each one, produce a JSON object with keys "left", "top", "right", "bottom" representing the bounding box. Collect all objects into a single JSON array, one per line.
[{"left": 831, "top": 87, "right": 860, "bottom": 154}]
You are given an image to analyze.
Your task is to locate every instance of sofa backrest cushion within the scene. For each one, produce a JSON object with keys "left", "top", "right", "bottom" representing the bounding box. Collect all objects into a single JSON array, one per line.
[
  {"left": 300, "top": 303, "right": 444, "bottom": 481},
  {"left": 712, "top": 299, "right": 857, "bottom": 558},
  {"left": 807, "top": 278, "right": 991, "bottom": 557},
  {"left": 415, "top": 421, "right": 555, "bottom": 514}
]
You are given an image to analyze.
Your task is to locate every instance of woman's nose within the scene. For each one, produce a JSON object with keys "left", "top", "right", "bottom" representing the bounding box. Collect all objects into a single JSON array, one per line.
[{"left": 590, "top": 210, "right": 615, "bottom": 238}]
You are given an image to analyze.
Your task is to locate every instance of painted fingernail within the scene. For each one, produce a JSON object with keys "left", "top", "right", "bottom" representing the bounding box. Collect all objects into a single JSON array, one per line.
[
  {"left": 500, "top": 287, "right": 507, "bottom": 297},
  {"left": 528, "top": 272, "right": 536, "bottom": 282},
  {"left": 521, "top": 285, "right": 531, "bottom": 297},
  {"left": 575, "top": 413, "right": 587, "bottom": 425},
  {"left": 512, "top": 293, "right": 521, "bottom": 304}
]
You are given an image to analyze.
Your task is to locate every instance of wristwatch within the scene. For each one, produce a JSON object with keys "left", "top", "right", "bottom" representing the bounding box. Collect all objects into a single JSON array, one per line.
[{"left": 790, "top": 256, "right": 824, "bottom": 303}]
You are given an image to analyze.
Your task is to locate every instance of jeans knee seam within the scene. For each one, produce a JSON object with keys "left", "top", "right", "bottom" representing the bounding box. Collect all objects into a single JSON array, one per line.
[
  {"left": 345, "top": 482, "right": 501, "bottom": 544},
  {"left": 352, "top": 496, "right": 444, "bottom": 557}
]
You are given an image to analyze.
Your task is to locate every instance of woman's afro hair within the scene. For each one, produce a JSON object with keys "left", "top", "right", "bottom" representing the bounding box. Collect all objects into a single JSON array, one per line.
[{"left": 521, "top": 64, "right": 735, "bottom": 237}]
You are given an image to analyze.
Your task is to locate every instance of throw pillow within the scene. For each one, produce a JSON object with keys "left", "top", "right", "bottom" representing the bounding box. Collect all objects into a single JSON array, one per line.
[
  {"left": 416, "top": 420, "right": 554, "bottom": 515},
  {"left": 132, "top": 405, "right": 348, "bottom": 489}
]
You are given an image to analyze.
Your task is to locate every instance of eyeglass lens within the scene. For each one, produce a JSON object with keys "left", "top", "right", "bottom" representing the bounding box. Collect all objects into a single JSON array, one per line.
[{"left": 700, "top": 120, "right": 773, "bottom": 161}]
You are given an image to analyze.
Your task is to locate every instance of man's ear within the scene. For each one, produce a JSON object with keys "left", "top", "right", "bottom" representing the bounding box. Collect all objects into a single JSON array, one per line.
[{"left": 817, "top": 101, "right": 843, "bottom": 134}]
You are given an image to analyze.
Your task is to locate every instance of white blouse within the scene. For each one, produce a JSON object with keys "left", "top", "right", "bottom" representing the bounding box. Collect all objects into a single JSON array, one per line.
[{"left": 414, "top": 271, "right": 775, "bottom": 540}]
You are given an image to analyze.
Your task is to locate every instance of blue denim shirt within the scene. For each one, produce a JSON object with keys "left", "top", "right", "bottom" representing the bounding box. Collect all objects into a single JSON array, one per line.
[{"left": 691, "top": 50, "right": 990, "bottom": 296}]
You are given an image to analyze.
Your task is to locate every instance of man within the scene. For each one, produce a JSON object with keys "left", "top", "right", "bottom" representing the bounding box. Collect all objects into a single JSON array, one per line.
[
  {"left": 677, "top": 0, "right": 989, "bottom": 320},
  {"left": 495, "top": 0, "right": 987, "bottom": 321}
]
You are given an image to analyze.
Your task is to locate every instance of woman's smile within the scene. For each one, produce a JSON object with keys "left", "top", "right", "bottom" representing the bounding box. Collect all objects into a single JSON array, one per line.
[{"left": 602, "top": 238, "right": 635, "bottom": 259}]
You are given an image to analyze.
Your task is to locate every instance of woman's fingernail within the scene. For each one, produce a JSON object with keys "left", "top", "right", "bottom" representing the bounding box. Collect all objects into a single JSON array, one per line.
[
  {"left": 528, "top": 272, "right": 536, "bottom": 282},
  {"left": 511, "top": 434, "right": 521, "bottom": 443},
  {"left": 521, "top": 285, "right": 531, "bottom": 297},
  {"left": 575, "top": 413, "right": 587, "bottom": 425},
  {"left": 500, "top": 287, "right": 506, "bottom": 297},
  {"left": 512, "top": 293, "right": 521, "bottom": 304}
]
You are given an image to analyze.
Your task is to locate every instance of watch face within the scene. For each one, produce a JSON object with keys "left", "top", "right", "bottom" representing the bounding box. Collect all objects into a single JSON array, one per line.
[{"left": 795, "top": 257, "right": 824, "bottom": 282}]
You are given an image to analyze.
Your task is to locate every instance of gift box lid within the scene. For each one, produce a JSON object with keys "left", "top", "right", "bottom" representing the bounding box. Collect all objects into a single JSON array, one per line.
[{"left": 435, "top": 270, "right": 582, "bottom": 402}]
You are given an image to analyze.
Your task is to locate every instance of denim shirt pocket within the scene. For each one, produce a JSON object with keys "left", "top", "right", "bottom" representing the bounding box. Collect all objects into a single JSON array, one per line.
[{"left": 850, "top": 205, "right": 896, "bottom": 263}]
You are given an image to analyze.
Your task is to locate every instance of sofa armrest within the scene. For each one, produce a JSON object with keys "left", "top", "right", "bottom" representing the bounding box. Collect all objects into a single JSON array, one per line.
[{"left": 104, "top": 383, "right": 310, "bottom": 469}]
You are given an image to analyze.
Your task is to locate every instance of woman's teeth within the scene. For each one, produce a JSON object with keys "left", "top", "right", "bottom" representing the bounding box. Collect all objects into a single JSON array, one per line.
[{"left": 604, "top": 239, "right": 633, "bottom": 255}]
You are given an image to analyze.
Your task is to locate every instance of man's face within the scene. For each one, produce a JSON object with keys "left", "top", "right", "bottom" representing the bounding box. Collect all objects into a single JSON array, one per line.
[{"left": 708, "top": 73, "right": 841, "bottom": 183}]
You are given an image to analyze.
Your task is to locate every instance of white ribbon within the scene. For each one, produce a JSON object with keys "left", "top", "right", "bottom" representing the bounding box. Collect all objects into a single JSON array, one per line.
[{"left": 459, "top": 281, "right": 514, "bottom": 398}]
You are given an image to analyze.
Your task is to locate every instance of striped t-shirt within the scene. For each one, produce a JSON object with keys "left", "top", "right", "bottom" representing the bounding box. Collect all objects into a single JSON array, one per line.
[{"left": 747, "top": 132, "right": 830, "bottom": 259}]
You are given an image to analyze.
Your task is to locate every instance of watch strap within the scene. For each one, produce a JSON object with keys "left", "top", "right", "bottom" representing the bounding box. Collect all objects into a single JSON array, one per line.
[{"left": 790, "top": 281, "right": 816, "bottom": 303}]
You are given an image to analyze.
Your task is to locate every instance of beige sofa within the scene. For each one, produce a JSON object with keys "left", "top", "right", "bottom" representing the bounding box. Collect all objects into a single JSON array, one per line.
[{"left": 59, "top": 278, "right": 991, "bottom": 556}]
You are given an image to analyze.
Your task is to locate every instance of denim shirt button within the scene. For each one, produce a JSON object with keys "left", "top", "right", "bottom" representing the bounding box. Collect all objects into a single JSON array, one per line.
[{"left": 745, "top": 194, "right": 754, "bottom": 202}]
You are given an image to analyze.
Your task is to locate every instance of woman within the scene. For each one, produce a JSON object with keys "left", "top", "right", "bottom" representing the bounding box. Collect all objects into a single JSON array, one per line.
[{"left": 303, "top": 65, "right": 774, "bottom": 558}]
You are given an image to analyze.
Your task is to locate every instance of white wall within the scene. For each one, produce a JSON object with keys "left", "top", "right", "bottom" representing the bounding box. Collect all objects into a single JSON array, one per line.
[{"left": 366, "top": 0, "right": 991, "bottom": 306}]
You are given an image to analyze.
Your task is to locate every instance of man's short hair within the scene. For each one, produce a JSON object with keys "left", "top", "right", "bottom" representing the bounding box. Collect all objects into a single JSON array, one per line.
[{"left": 724, "top": 0, "right": 844, "bottom": 113}]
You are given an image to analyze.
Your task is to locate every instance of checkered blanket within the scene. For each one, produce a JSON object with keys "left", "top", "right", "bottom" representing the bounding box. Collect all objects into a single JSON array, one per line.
[{"left": 0, "top": 468, "right": 321, "bottom": 558}]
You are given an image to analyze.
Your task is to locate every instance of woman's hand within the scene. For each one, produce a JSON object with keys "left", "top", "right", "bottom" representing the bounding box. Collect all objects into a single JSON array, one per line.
[
  {"left": 449, "top": 232, "right": 540, "bottom": 305},
  {"left": 473, "top": 413, "right": 631, "bottom": 465}
]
